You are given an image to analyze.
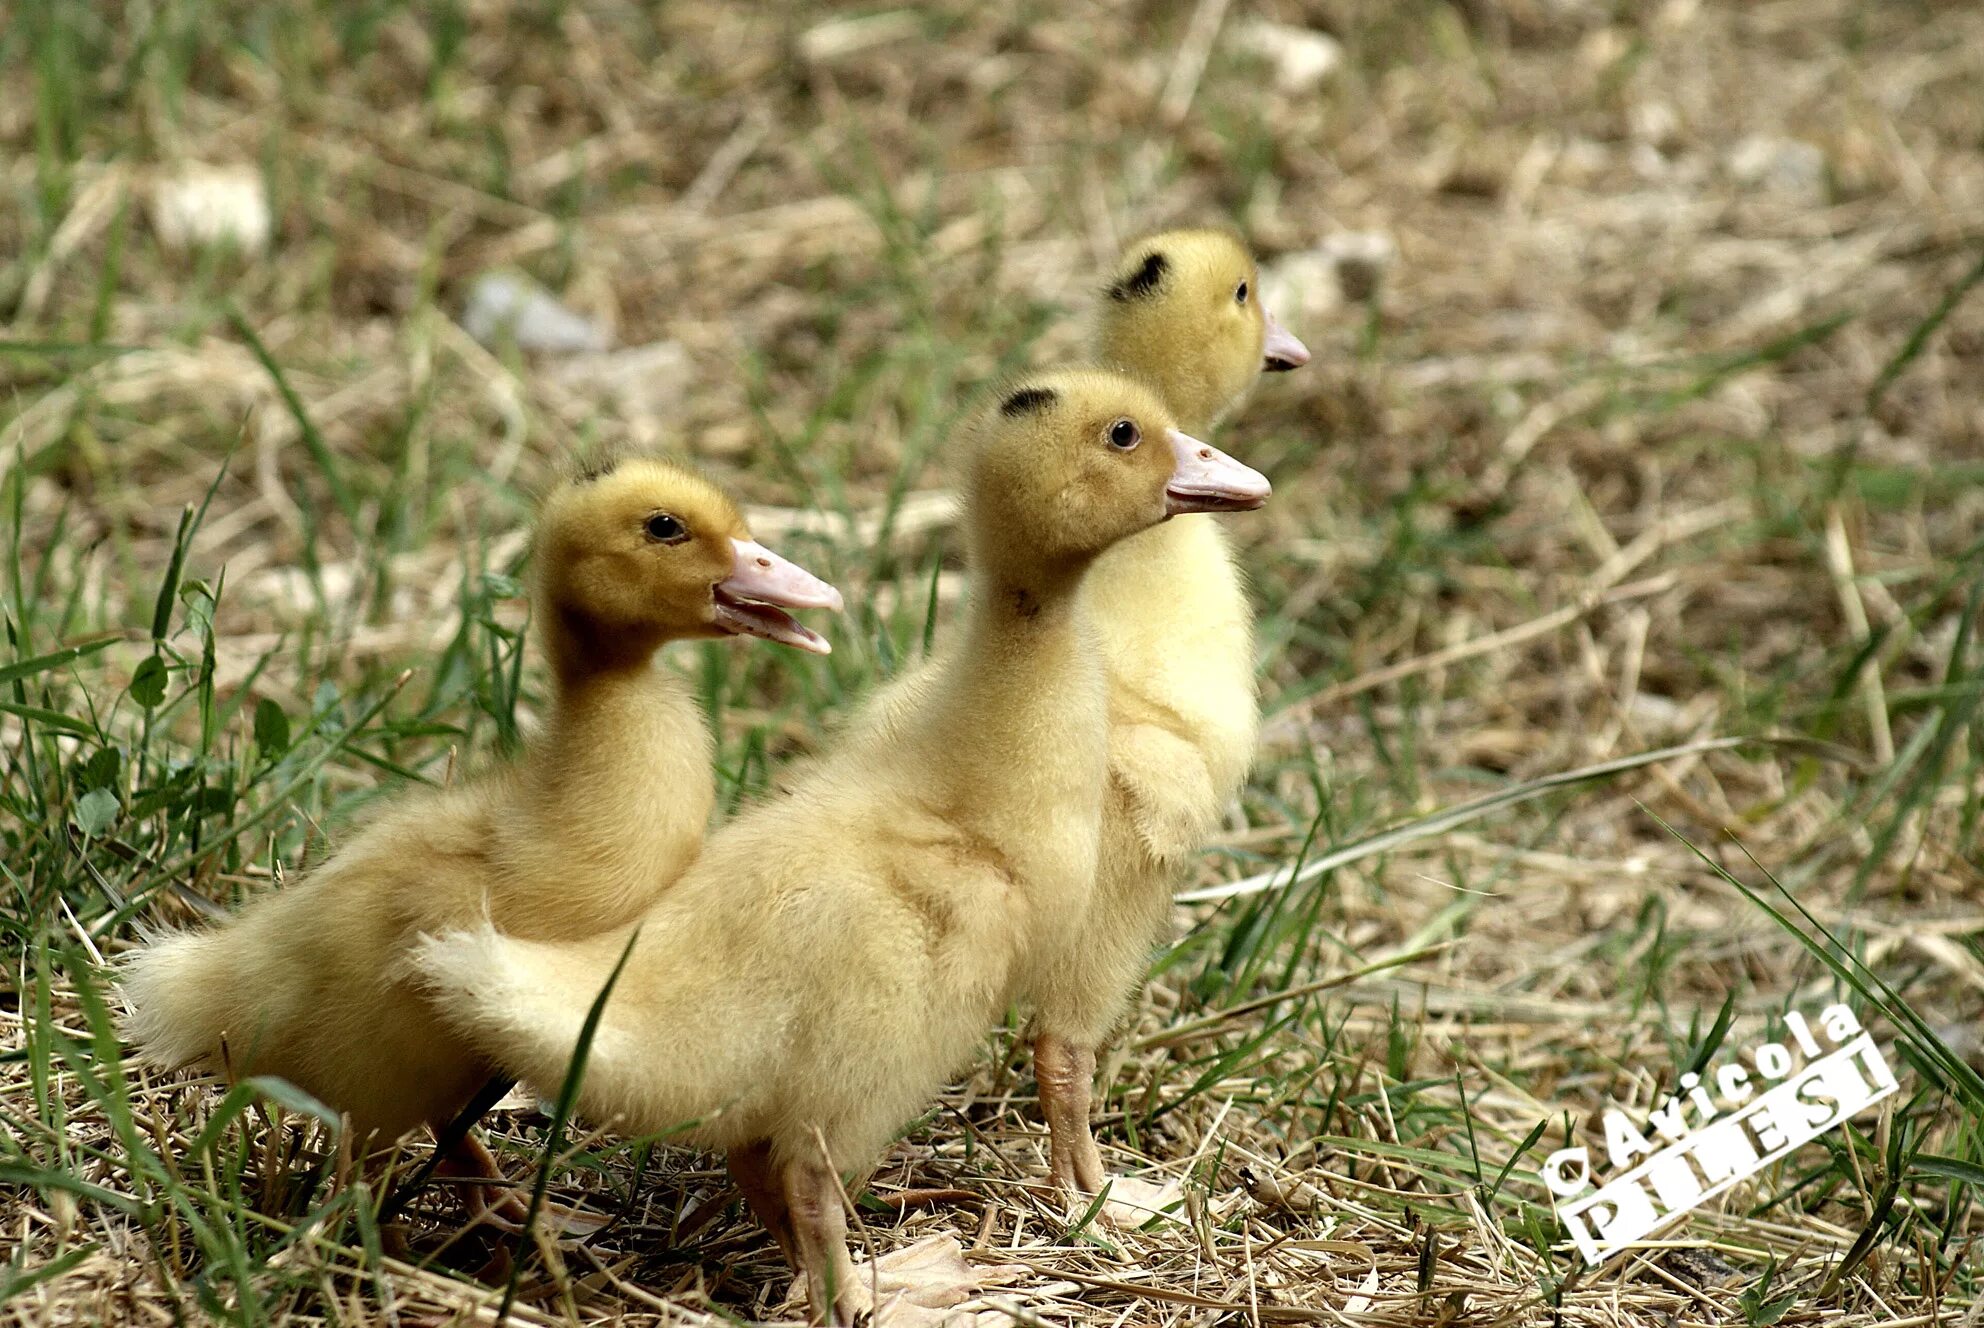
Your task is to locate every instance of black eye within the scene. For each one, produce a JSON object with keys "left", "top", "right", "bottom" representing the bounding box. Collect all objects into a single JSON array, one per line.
[
  {"left": 1108, "top": 418, "right": 1140, "bottom": 450},
  {"left": 644, "top": 512, "right": 689, "bottom": 544},
  {"left": 1235, "top": 281, "right": 1249, "bottom": 304}
]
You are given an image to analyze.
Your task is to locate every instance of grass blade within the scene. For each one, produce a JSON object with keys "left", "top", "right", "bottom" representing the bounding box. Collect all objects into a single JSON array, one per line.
[
  {"left": 225, "top": 307, "right": 361, "bottom": 531},
  {"left": 498, "top": 926, "right": 642, "bottom": 1325},
  {"left": 0, "top": 636, "right": 116, "bottom": 688},
  {"left": 1179, "top": 736, "right": 1856, "bottom": 905}
]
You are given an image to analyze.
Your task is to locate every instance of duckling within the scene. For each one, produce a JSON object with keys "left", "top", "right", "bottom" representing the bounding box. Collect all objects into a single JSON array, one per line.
[
  {"left": 1023, "top": 229, "right": 1310, "bottom": 1197},
  {"left": 409, "top": 370, "right": 1270, "bottom": 1322},
  {"left": 119, "top": 457, "right": 841, "bottom": 1217}
]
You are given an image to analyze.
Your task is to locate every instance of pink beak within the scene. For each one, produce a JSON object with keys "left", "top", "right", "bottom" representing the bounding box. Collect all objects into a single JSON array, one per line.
[
  {"left": 1262, "top": 306, "right": 1310, "bottom": 372},
  {"left": 712, "top": 539, "right": 843, "bottom": 654},
  {"left": 1164, "top": 429, "right": 1272, "bottom": 516}
]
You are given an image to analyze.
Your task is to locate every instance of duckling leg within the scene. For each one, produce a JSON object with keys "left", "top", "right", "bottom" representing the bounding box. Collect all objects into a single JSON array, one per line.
[
  {"left": 780, "top": 1153, "right": 859, "bottom": 1325},
  {"left": 438, "top": 1134, "right": 609, "bottom": 1236},
  {"left": 1034, "top": 1033, "right": 1104, "bottom": 1193},
  {"left": 436, "top": 1133, "right": 530, "bottom": 1222},
  {"left": 728, "top": 1140, "right": 798, "bottom": 1267}
]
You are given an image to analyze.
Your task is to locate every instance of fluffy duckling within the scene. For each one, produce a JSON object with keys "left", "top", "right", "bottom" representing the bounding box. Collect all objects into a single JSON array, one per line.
[
  {"left": 120, "top": 458, "right": 841, "bottom": 1213},
  {"left": 410, "top": 370, "right": 1270, "bottom": 1322},
  {"left": 1023, "top": 229, "right": 1310, "bottom": 1196}
]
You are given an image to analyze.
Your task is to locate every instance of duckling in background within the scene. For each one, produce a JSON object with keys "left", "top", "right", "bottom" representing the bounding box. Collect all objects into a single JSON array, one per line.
[
  {"left": 120, "top": 458, "right": 841, "bottom": 1219},
  {"left": 1024, "top": 229, "right": 1310, "bottom": 1199},
  {"left": 411, "top": 370, "right": 1270, "bottom": 1322}
]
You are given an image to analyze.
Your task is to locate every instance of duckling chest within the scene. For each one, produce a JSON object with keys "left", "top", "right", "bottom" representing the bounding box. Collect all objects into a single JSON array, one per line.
[{"left": 1088, "top": 520, "right": 1258, "bottom": 755}]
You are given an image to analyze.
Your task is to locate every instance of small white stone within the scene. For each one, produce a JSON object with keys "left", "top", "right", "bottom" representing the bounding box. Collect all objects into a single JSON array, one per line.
[
  {"left": 797, "top": 10, "right": 919, "bottom": 64},
  {"left": 1262, "top": 229, "right": 1398, "bottom": 321},
  {"left": 462, "top": 272, "right": 610, "bottom": 354},
  {"left": 149, "top": 164, "right": 271, "bottom": 254},
  {"left": 1558, "top": 136, "right": 1613, "bottom": 182},
  {"left": 1657, "top": 0, "right": 1701, "bottom": 29},
  {"left": 1231, "top": 19, "right": 1344, "bottom": 96},
  {"left": 1630, "top": 100, "right": 1680, "bottom": 150},
  {"left": 1626, "top": 692, "right": 1687, "bottom": 736},
  {"left": 1578, "top": 27, "right": 1630, "bottom": 72},
  {"left": 1728, "top": 135, "right": 1826, "bottom": 201},
  {"left": 1259, "top": 249, "right": 1342, "bottom": 329}
]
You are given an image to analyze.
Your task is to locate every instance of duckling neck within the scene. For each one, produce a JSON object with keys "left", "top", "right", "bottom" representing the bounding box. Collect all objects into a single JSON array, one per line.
[
  {"left": 1086, "top": 513, "right": 1247, "bottom": 637},
  {"left": 539, "top": 604, "right": 668, "bottom": 685},
  {"left": 969, "top": 565, "right": 1085, "bottom": 637},
  {"left": 913, "top": 563, "right": 1109, "bottom": 830},
  {"left": 493, "top": 612, "right": 715, "bottom": 935},
  {"left": 1083, "top": 512, "right": 1257, "bottom": 760},
  {"left": 539, "top": 661, "right": 703, "bottom": 766}
]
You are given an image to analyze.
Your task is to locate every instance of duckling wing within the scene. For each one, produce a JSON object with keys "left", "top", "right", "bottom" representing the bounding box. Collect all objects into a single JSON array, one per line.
[
  {"left": 1104, "top": 715, "right": 1226, "bottom": 867},
  {"left": 409, "top": 898, "right": 794, "bottom": 1148},
  {"left": 411, "top": 785, "right": 1030, "bottom": 1159},
  {"left": 410, "top": 922, "right": 641, "bottom": 1097}
]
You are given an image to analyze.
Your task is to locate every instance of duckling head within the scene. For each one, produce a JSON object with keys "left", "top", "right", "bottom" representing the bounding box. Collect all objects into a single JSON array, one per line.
[
  {"left": 963, "top": 368, "right": 1272, "bottom": 580},
  {"left": 1095, "top": 229, "right": 1310, "bottom": 432},
  {"left": 534, "top": 456, "right": 842, "bottom": 665}
]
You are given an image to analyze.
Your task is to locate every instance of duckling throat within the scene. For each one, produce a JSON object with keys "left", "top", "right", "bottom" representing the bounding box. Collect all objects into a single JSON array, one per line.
[{"left": 539, "top": 602, "right": 669, "bottom": 683}]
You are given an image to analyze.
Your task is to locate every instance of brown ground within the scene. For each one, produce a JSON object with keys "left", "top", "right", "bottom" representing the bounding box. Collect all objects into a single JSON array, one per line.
[{"left": 2, "top": 0, "right": 1982, "bottom": 1324}]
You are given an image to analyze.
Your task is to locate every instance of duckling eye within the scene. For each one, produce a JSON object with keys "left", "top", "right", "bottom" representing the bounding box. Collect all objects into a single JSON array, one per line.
[
  {"left": 1107, "top": 419, "right": 1141, "bottom": 451},
  {"left": 1234, "top": 280, "right": 1249, "bottom": 305},
  {"left": 644, "top": 512, "right": 690, "bottom": 545}
]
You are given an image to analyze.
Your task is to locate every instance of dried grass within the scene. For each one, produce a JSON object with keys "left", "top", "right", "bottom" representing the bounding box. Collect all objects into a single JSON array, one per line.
[{"left": 3, "top": 0, "right": 1982, "bottom": 1324}]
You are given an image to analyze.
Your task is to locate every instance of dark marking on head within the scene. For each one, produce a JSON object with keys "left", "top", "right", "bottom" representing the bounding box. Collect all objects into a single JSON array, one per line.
[
  {"left": 1012, "top": 587, "right": 1041, "bottom": 620},
  {"left": 1108, "top": 250, "right": 1169, "bottom": 302},
  {"left": 572, "top": 451, "right": 619, "bottom": 484},
  {"left": 1000, "top": 386, "right": 1058, "bottom": 418}
]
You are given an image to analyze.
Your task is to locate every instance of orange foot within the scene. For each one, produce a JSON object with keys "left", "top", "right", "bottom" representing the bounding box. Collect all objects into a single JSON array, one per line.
[{"left": 436, "top": 1135, "right": 607, "bottom": 1236}]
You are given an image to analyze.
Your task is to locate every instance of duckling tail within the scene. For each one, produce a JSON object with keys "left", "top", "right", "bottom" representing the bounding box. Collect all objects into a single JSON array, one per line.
[{"left": 118, "top": 929, "right": 239, "bottom": 1071}]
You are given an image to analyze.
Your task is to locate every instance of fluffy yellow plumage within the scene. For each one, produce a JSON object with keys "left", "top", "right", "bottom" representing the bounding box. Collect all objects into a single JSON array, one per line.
[
  {"left": 823, "top": 232, "right": 1307, "bottom": 1198},
  {"left": 408, "top": 369, "right": 1270, "bottom": 1321},
  {"left": 1031, "top": 229, "right": 1310, "bottom": 1192},
  {"left": 119, "top": 459, "right": 839, "bottom": 1202}
]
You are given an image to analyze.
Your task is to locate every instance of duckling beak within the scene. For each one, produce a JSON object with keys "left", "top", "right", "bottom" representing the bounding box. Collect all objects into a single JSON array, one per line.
[
  {"left": 713, "top": 539, "right": 843, "bottom": 655},
  {"left": 1262, "top": 308, "right": 1310, "bottom": 372},
  {"left": 1164, "top": 430, "right": 1272, "bottom": 516}
]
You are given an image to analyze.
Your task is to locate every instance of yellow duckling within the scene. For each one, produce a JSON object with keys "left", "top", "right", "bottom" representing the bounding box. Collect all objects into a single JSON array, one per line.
[
  {"left": 409, "top": 370, "right": 1270, "bottom": 1322},
  {"left": 1024, "top": 229, "right": 1309, "bottom": 1195},
  {"left": 119, "top": 457, "right": 841, "bottom": 1213}
]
